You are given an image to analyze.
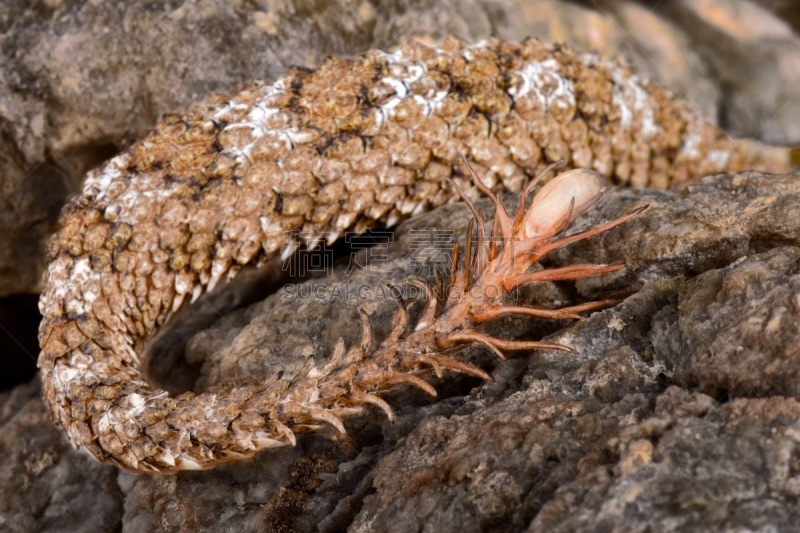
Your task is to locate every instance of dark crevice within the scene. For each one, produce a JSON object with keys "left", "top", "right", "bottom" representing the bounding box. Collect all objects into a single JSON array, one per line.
[{"left": 0, "top": 293, "right": 40, "bottom": 391}]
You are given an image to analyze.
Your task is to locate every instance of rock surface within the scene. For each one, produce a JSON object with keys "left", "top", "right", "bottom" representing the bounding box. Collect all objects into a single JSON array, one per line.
[
  {"left": 754, "top": 0, "right": 800, "bottom": 30},
  {"left": 653, "top": 0, "right": 800, "bottom": 144},
  {"left": 0, "top": 379, "right": 122, "bottom": 532},
  {"left": 4, "top": 0, "right": 800, "bottom": 531},
  {"left": 4, "top": 171, "right": 800, "bottom": 531}
]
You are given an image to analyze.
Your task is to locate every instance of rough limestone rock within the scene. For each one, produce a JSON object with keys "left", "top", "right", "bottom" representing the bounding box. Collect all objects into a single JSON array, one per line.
[
  {"left": 3, "top": 0, "right": 800, "bottom": 530},
  {"left": 0, "top": 380, "right": 122, "bottom": 532},
  {"left": 754, "top": 0, "right": 800, "bottom": 30},
  {"left": 653, "top": 0, "right": 800, "bottom": 144},
  {"left": 4, "top": 171, "right": 800, "bottom": 530}
]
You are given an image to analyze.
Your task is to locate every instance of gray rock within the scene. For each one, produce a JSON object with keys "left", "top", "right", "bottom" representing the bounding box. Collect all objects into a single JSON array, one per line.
[
  {"left": 5, "top": 170, "right": 800, "bottom": 530},
  {"left": 0, "top": 379, "right": 123, "bottom": 533},
  {"left": 675, "top": 246, "right": 800, "bottom": 398},
  {"left": 529, "top": 387, "right": 800, "bottom": 531},
  {"left": 5, "top": 1, "right": 800, "bottom": 531},
  {"left": 653, "top": 0, "right": 800, "bottom": 144},
  {"left": 753, "top": 0, "right": 800, "bottom": 30},
  {"left": 152, "top": 172, "right": 800, "bottom": 530}
]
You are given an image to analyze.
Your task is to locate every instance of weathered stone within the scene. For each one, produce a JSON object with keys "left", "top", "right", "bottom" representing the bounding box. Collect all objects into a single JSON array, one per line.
[
  {"left": 0, "top": 379, "right": 122, "bottom": 533},
  {"left": 754, "top": 0, "right": 800, "bottom": 30},
  {"left": 674, "top": 246, "right": 800, "bottom": 398},
  {"left": 653, "top": 0, "right": 800, "bottom": 144},
  {"left": 5, "top": 169, "right": 800, "bottom": 530},
  {"left": 4, "top": 0, "right": 800, "bottom": 530},
  {"left": 529, "top": 387, "right": 800, "bottom": 531},
  {"left": 145, "top": 172, "right": 800, "bottom": 530}
]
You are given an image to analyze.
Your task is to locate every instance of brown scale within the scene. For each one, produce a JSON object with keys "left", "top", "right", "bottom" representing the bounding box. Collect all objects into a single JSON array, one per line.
[{"left": 37, "top": 37, "right": 789, "bottom": 472}]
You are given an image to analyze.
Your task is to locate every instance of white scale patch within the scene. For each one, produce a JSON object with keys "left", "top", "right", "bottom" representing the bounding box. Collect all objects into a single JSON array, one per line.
[
  {"left": 681, "top": 130, "right": 702, "bottom": 158},
  {"left": 706, "top": 149, "right": 731, "bottom": 168},
  {"left": 82, "top": 154, "right": 128, "bottom": 203},
  {"left": 509, "top": 58, "right": 576, "bottom": 115},
  {"left": 48, "top": 256, "right": 103, "bottom": 317},
  {"left": 592, "top": 57, "right": 660, "bottom": 140},
  {"left": 214, "top": 84, "right": 294, "bottom": 163}
]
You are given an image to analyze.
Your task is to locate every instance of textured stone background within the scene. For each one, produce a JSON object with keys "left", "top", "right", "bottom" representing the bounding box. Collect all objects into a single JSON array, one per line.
[{"left": 2, "top": 0, "right": 800, "bottom": 531}]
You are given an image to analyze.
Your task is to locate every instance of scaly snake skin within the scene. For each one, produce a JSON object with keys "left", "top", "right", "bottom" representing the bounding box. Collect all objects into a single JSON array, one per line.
[{"left": 37, "top": 37, "right": 788, "bottom": 472}]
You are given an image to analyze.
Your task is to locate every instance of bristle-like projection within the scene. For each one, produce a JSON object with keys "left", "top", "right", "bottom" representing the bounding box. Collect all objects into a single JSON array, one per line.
[
  {"left": 471, "top": 299, "right": 619, "bottom": 323},
  {"left": 408, "top": 279, "right": 438, "bottom": 331},
  {"left": 292, "top": 160, "right": 645, "bottom": 433}
]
